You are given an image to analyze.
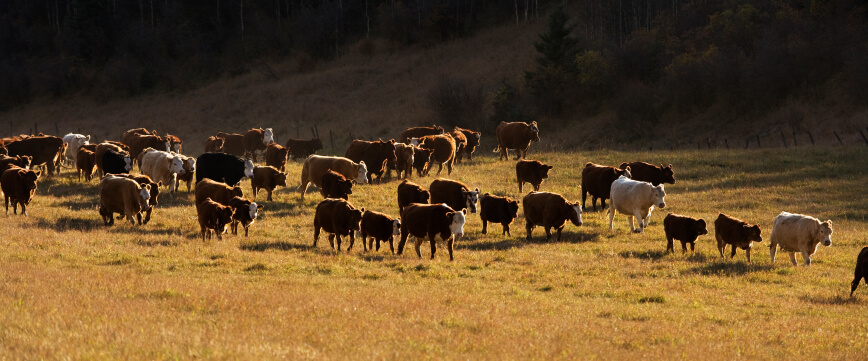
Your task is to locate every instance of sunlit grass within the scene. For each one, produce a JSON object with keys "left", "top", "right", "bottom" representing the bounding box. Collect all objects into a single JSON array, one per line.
[{"left": 0, "top": 146, "right": 867, "bottom": 359}]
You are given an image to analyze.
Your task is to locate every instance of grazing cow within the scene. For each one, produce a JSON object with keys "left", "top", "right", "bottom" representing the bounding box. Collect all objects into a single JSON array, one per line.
[
  {"left": 397, "top": 179, "right": 430, "bottom": 215},
  {"left": 121, "top": 128, "right": 154, "bottom": 144},
  {"left": 173, "top": 154, "right": 196, "bottom": 193},
  {"left": 522, "top": 191, "right": 583, "bottom": 242},
  {"left": 299, "top": 155, "right": 367, "bottom": 200},
  {"left": 228, "top": 196, "right": 262, "bottom": 237},
  {"left": 320, "top": 169, "right": 354, "bottom": 200},
  {"left": 242, "top": 128, "right": 275, "bottom": 162},
  {"left": 115, "top": 174, "right": 162, "bottom": 225},
  {"left": 387, "top": 142, "right": 414, "bottom": 179},
  {"left": 769, "top": 212, "right": 833, "bottom": 266},
  {"left": 429, "top": 178, "right": 479, "bottom": 214},
  {"left": 449, "top": 129, "right": 467, "bottom": 162},
  {"left": 102, "top": 149, "right": 132, "bottom": 175},
  {"left": 399, "top": 125, "right": 444, "bottom": 144},
  {"left": 126, "top": 133, "right": 170, "bottom": 168},
  {"left": 62, "top": 133, "right": 90, "bottom": 166},
  {"left": 581, "top": 163, "right": 632, "bottom": 211},
  {"left": 344, "top": 139, "right": 397, "bottom": 184},
  {"left": 138, "top": 147, "right": 185, "bottom": 197},
  {"left": 479, "top": 193, "right": 519, "bottom": 236},
  {"left": 397, "top": 203, "right": 466, "bottom": 261},
  {"left": 850, "top": 247, "right": 868, "bottom": 296},
  {"left": 76, "top": 148, "right": 97, "bottom": 181},
  {"left": 411, "top": 146, "right": 434, "bottom": 177},
  {"left": 166, "top": 133, "right": 182, "bottom": 153},
  {"left": 493, "top": 121, "right": 539, "bottom": 160},
  {"left": 1, "top": 166, "right": 40, "bottom": 215},
  {"left": 251, "top": 166, "right": 287, "bottom": 201},
  {"left": 663, "top": 213, "right": 708, "bottom": 253},
  {"left": 285, "top": 138, "right": 324, "bottom": 160},
  {"left": 95, "top": 143, "right": 130, "bottom": 177},
  {"left": 215, "top": 132, "right": 245, "bottom": 157},
  {"left": 359, "top": 210, "right": 401, "bottom": 253},
  {"left": 619, "top": 162, "right": 676, "bottom": 186},
  {"left": 714, "top": 213, "right": 763, "bottom": 263},
  {"left": 5, "top": 135, "right": 65, "bottom": 176},
  {"left": 264, "top": 143, "right": 289, "bottom": 172},
  {"left": 195, "top": 179, "right": 244, "bottom": 206},
  {"left": 313, "top": 198, "right": 364, "bottom": 251},
  {"left": 454, "top": 127, "right": 481, "bottom": 162},
  {"left": 204, "top": 136, "right": 225, "bottom": 153},
  {"left": 0, "top": 155, "right": 31, "bottom": 172},
  {"left": 98, "top": 174, "right": 151, "bottom": 226},
  {"left": 516, "top": 160, "right": 553, "bottom": 192},
  {"left": 419, "top": 134, "right": 456, "bottom": 176},
  {"left": 195, "top": 152, "right": 254, "bottom": 187},
  {"left": 608, "top": 176, "right": 666, "bottom": 233},
  {"left": 197, "top": 197, "right": 234, "bottom": 241}
]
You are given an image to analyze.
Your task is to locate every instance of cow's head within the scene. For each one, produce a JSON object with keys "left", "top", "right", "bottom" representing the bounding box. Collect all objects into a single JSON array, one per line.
[
  {"left": 818, "top": 220, "right": 833, "bottom": 247},
  {"left": 339, "top": 178, "right": 354, "bottom": 198},
  {"left": 169, "top": 156, "right": 185, "bottom": 174},
  {"left": 312, "top": 138, "right": 324, "bottom": 151},
  {"left": 659, "top": 164, "right": 676, "bottom": 184},
  {"left": 139, "top": 184, "right": 152, "bottom": 210},
  {"left": 569, "top": 201, "right": 583, "bottom": 226},
  {"left": 211, "top": 137, "right": 225, "bottom": 152},
  {"left": 448, "top": 209, "right": 467, "bottom": 238},
  {"left": 463, "top": 188, "right": 480, "bottom": 213},
  {"left": 349, "top": 207, "right": 365, "bottom": 231},
  {"left": 274, "top": 172, "right": 288, "bottom": 187},
  {"left": 24, "top": 170, "right": 40, "bottom": 189},
  {"left": 163, "top": 140, "right": 171, "bottom": 152},
  {"left": 17, "top": 155, "right": 31, "bottom": 169},
  {"left": 539, "top": 164, "right": 553, "bottom": 179},
  {"left": 419, "top": 189, "right": 430, "bottom": 203},
  {"left": 745, "top": 224, "right": 763, "bottom": 243},
  {"left": 243, "top": 159, "right": 255, "bottom": 178},
  {"left": 231, "top": 186, "right": 244, "bottom": 199},
  {"left": 618, "top": 166, "right": 632, "bottom": 179},
  {"left": 695, "top": 219, "right": 708, "bottom": 236},
  {"left": 264, "top": 128, "right": 274, "bottom": 144},
  {"left": 392, "top": 218, "right": 401, "bottom": 236},
  {"left": 530, "top": 121, "right": 540, "bottom": 142},
  {"left": 651, "top": 184, "right": 666, "bottom": 209},
  {"left": 184, "top": 158, "right": 196, "bottom": 173},
  {"left": 148, "top": 181, "right": 162, "bottom": 206},
  {"left": 355, "top": 161, "right": 368, "bottom": 184},
  {"left": 508, "top": 199, "right": 520, "bottom": 220},
  {"left": 85, "top": 135, "right": 91, "bottom": 142},
  {"left": 124, "top": 156, "right": 132, "bottom": 172}
]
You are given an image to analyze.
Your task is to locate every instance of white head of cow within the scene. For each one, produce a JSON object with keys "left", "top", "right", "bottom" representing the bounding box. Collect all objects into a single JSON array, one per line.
[
  {"left": 249, "top": 202, "right": 260, "bottom": 220},
  {"left": 652, "top": 184, "right": 666, "bottom": 209},
  {"left": 185, "top": 158, "right": 196, "bottom": 171},
  {"left": 819, "top": 220, "right": 833, "bottom": 247},
  {"left": 171, "top": 142, "right": 180, "bottom": 153},
  {"left": 571, "top": 202, "right": 583, "bottom": 226},
  {"left": 244, "top": 159, "right": 255, "bottom": 178},
  {"left": 355, "top": 161, "right": 368, "bottom": 184},
  {"left": 264, "top": 128, "right": 274, "bottom": 144},
  {"left": 392, "top": 219, "right": 401, "bottom": 236},
  {"left": 163, "top": 141, "right": 171, "bottom": 152},
  {"left": 169, "top": 156, "right": 185, "bottom": 174},
  {"left": 463, "top": 188, "right": 480, "bottom": 213},
  {"left": 124, "top": 157, "right": 132, "bottom": 171},
  {"left": 409, "top": 137, "right": 420, "bottom": 146},
  {"left": 450, "top": 210, "right": 467, "bottom": 238},
  {"left": 139, "top": 184, "right": 151, "bottom": 210},
  {"left": 85, "top": 135, "right": 91, "bottom": 142}
]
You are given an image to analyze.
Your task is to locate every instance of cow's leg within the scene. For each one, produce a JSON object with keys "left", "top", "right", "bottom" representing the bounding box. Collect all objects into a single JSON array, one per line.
[
  {"left": 127, "top": 212, "right": 136, "bottom": 226},
  {"left": 745, "top": 247, "right": 752, "bottom": 263},
  {"left": 503, "top": 223, "right": 510, "bottom": 236},
  {"left": 518, "top": 180, "right": 523, "bottom": 193},
  {"left": 525, "top": 219, "right": 534, "bottom": 241},
  {"left": 544, "top": 226, "right": 552, "bottom": 241},
  {"left": 802, "top": 251, "right": 812, "bottom": 266},
  {"left": 627, "top": 215, "right": 636, "bottom": 232},
  {"left": 600, "top": 198, "right": 607, "bottom": 211},
  {"left": 556, "top": 227, "right": 563, "bottom": 242},
  {"left": 689, "top": 242, "right": 695, "bottom": 252},
  {"left": 769, "top": 243, "right": 778, "bottom": 263},
  {"left": 332, "top": 234, "right": 340, "bottom": 251},
  {"left": 313, "top": 223, "right": 320, "bottom": 247},
  {"left": 346, "top": 232, "right": 355, "bottom": 252},
  {"left": 481, "top": 218, "right": 488, "bottom": 234},
  {"left": 716, "top": 236, "right": 726, "bottom": 258},
  {"left": 267, "top": 188, "right": 273, "bottom": 202},
  {"left": 533, "top": 183, "right": 540, "bottom": 191},
  {"left": 136, "top": 213, "right": 143, "bottom": 225},
  {"left": 397, "top": 233, "right": 408, "bottom": 255},
  {"left": 666, "top": 235, "right": 675, "bottom": 252},
  {"left": 143, "top": 209, "right": 152, "bottom": 225},
  {"left": 447, "top": 238, "right": 454, "bottom": 261},
  {"left": 436, "top": 163, "right": 443, "bottom": 175},
  {"left": 18, "top": 202, "right": 25, "bottom": 216},
  {"left": 413, "top": 237, "right": 423, "bottom": 258},
  {"left": 244, "top": 225, "right": 250, "bottom": 237},
  {"left": 607, "top": 206, "right": 615, "bottom": 231},
  {"left": 730, "top": 245, "right": 737, "bottom": 259},
  {"left": 252, "top": 185, "right": 258, "bottom": 200},
  {"left": 216, "top": 226, "right": 223, "bottom": 241},
  {"left": 581, "top": 190, "right": 587, "bottom": 211},
  {"left": 387, "top": 237, "right": 395, "bottom": 254},
  {"left": 201, "top": 226, "right": 207, "bottom": 241},
  {"left": 5, "top": 195, "right": 10, "bottom": 215},
  {"left": 429, "top": 238, "right": 437, "bottom": 259},
  {"left": 632, "top": 209, "right": 645, "bottom": 233},
  {"left": 787, "top": 252, "right": 798, "bottom": 266},
  {"left": 852, "top": 276, "right": 863, "bottom": 297}
]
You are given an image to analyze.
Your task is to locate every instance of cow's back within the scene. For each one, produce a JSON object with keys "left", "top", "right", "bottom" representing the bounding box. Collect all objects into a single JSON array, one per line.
[
  {"left": 429, "top": 178, "right": 467, "bottom": 210},
  {"left": 195, "top": 179, "right": 241, "bottom": 205},
  {"left": 522, "top": 192, "right": 566, "bottom": 225},
  {"left": 304, "top": 156, "right": 357, "bottom": 188},
  {"left": 99, "top": 176, "right": 138, "bottom": 212}
]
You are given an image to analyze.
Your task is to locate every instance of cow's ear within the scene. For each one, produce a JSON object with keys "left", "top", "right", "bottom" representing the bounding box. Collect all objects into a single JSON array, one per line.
[
  {"left": 625, "top": 166, "right": 631, "bottom": 172},
  {"left": 157, "top": 181, "right": 163, "bottom": 187},
  {"left": 698, "top": 219, "right": 706, "bottom": 227},
  {"left": 475, "top": 188, "right": 480, "bottom": 193},
  {"left": 360, "top": 207, "right": 365, "bottom": 212},
  {"left": 34, "top": 170, "right": 42, "bottom": 178},
  {"left": 667, "top": 164, "right": 673, "bottom": 169},
  {"left": 825, "top": 220, "right": 833, "bottom": 227},
  {"left": 389, "top": 139, "right": 395, "bottom": 144},
  {"left": 257, "top": 204, "right": 264, "bottom": 210},
  {"left": 462, "top": 209, "right": 467, "bottom": 215}
]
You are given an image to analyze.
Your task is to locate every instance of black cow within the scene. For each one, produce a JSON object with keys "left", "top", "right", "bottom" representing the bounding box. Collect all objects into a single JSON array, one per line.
[
  {"left": 195, "top": 152, "right": 255, "bottom": 187},
  {"left": 102, "top": 149, "right": 131, "bottom": 175}
]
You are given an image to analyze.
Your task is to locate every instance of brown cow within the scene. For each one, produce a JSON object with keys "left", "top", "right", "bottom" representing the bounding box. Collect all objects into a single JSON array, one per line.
[
  {"left": 94, "top": 143, "right": 131, "bottom": 178},
  {"left": 195, "top": 179, "right": 244, "bottom": 206},
  {"left": 397, "top": 203, "right": 466, "bottom": 261},
  {"left": 197, "top": 197, "right": 234, "bottom": 241},
  {"left": 115, "top": 174, "right": 162, "bottom": 225},
  {"left": 522, "top": 191, "right": 583, "bottom": 242},
  {"left": 412, "top": 146, "right": 434, "bottom": 177},
  {"left": 479, "top": 193, "right": 520, "bottom": 236},
  {"left": 228, "top": 196, "right": 263, "bottom": 237},
  {"left": 851, "top": 247, "right": 868, "bottom": 296},
  {"left": 449, "top": 129, "right": 467, "bottom": 162},
  {"left": 494, "top": 121, "right": 539, "bottom": 160},
  {"left": 216, "top": 132, "right": 245, "bottom": 157},
  {"left": 386, "top": 142, "right": 415, "bottom": 179},
  {"left": 4, "top": 135, "right": 64, "bottom": 176},
  {"left": 285, "top": 138, "right": 324, "bottom": 160},
  {"left": 345, "top": 139, "right": 397, "bottom": 184},
  {"left": 359, "top": 210, "right": 401, "bottom": 253},
  {"left": 166, "top": 133, "right": 183, "bottom": 153},
  {"left": 80, "top": 143, "right": 98, "bottom": 152},
  {"left": 313, "top": 198, "right": 364, "bottom": 251},
  {"left": 619, "top": 162, "right": 676, "bottom": 186},
  {"left": 663, "top": 213, "right": 708, "bottom": 253},
  {"left": 1, "top": 166, "right": 40, "bottom": 215},
  {"left": 204, "top": 136, "right": 225, "bottom": 153},
  {"left": 400, "top": 125, "right": 444, "bottom": 144},
  {"left": 299, "top": 155, "right": 367, "bottom": 200},
  {"left": 321, "top": 169, "right": 354, "bottom": 200},
  {"left": 264, "top": 143, "right": 289, "bottom": 172},
  {"left": 173, "top": 154, "right": 196, "bottom": 193},
  {"left": 98, "top": 174, "right": 151, "bottom": 226},
  {"left": 126, "top": 133, "right": 170, "bottom": 168},
  {"left": 242, "top": 128, "right": 274, "bottom": 162},
  {"left": 122, "top": 128, "right": 154, "bottom": 144},
  {"left": 76, "top": 149, "right": 96, "bottom": 181},
  {"left": 0, "top": 155, "right": 31, "bottom": 172},
  {"left": 251, "top": 166, "right": 287, "bottom": 201},
  {"left": 581, "top": 162, "right": 632, "bottom": 211},
  {"left": 516, "top": 159, "right": 553, "bottom": 192},
  {"left": 429, "top": 178, "right": 479, "bottom": 214},
  {"left": 397, "top": 179, "right": 430, "bottom": 215},
  {"left": 454, "top": 127, "right": 481, "bottom": 162},
  {"left": 420, "top": 134, "right": 456, "bottom": 176},
  {"left": 714, "top": 213, "right": 763, "bottom": 263}
]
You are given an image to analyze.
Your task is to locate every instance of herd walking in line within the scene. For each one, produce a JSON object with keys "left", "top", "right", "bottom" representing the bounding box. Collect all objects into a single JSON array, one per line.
[{"left": 0, "top": 121, "right": 861, "bottom": 294}]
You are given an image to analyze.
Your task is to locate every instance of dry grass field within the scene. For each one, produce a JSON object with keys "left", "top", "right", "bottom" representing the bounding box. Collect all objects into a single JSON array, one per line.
[{"left": 1, "top": 144, "right": 867, "bottom": 359}]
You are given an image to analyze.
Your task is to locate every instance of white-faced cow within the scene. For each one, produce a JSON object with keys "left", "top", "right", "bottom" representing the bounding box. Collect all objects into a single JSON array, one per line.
[
  {"left": 98, "top": 174, "right": 151, "bottom": 226},
  {"left": 429, "top": 178, "right": 479, "bottom": 214},
  {"left": 397, "top": 203, "right": 466, "bottom": 261},
  {"left": 62, "top": 133, "right": 90, "bottom": 167},
  {"left": 139, "top": 147, "right": 185, "bottom": 198},
  {"left": 299, "top": 155, "right": 367, "bottom": 200}
]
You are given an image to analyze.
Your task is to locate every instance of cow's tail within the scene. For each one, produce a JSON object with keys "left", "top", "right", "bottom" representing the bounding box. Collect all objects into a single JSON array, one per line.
[{"left": 492, "top": 144, "right": 501, "bottom": 153}]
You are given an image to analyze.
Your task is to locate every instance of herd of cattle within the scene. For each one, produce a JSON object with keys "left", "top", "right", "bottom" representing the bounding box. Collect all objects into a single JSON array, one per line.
[{"left": 1, "top": 121, "right": 866, "bottom": 295}]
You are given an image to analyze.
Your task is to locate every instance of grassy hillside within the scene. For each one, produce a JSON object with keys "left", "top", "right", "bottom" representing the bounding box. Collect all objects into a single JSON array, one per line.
[{"left": 1, "top": 146, "right": 867, "bottom": 358}]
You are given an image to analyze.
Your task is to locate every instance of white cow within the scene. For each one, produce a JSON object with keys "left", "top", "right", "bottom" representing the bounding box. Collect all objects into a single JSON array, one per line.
[
  {"left": 769, "top": 212, "right": 833, "bottom": 266},
  {"left": 139, "top": 147, "right": 185, "bottom": 198},
  {"left": 607, "top": 175, "right": 666, "bottom": 233},
  {"left": 62, "top": 133, "right": 90, "bottom": 167}
]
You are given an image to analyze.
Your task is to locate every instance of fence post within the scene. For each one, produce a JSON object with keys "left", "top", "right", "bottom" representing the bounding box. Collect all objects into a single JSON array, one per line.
[
  {"left": 756, "top": 135, "right": 761, "bottom": 148},
  {"left": 807, "top": 131, "right": 815, "bottom": 145},
  {"left": 792, "top": 130, "right": 798, "bottom": 146},
  {"left": 745, "top": 138, "right": 750, "bottom": 149},
  {"left": 55, "top": 122, "right": 59, "bottom": 135},
  {"left": 34, "top": 122, "right": 37, "bottom": 135},
  {"left": 780, "top": 131, "right": 787, "bottom": 148},
  {"left": 329, "top": 130, "right": 335, "bottom": 149},
  {"left": 859, "top": 129, "right": 868, "bottom": 146},
  {"left": 706, "top": 138, "right": 712, "bottom": 149},
  {"left": 833, "top": 131, "right": 843, "bottom": 145},
  {"left": 724, "top": 138, "right": 729, "bottom": 149}
]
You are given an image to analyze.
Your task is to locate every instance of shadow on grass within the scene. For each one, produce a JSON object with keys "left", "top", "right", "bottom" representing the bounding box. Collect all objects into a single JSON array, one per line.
[
  {"left": 800, "top": 293, "right": 865, "bottom": 305},
  {"left": 56, "top": 200, "right": 98, "bottom": 211},
  {"left": 262, "top": 200, "right": 308, "bottom": 218},
  {"left": 686, "top": 260, "right": 775, "bottom": 276},
  {"left": 31, "top": 216, "right": 103, "bottom": 232},
  {"left": 134, "top": 238, "right": 181, "bottom": 247},
  {"left": 239, "top": 240, "right": 313, "bottom": 252},
  {"left": 619, "top": 249, "right": 669, "bottom": 261}
]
